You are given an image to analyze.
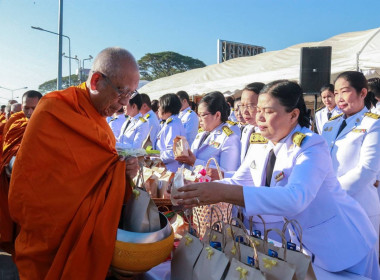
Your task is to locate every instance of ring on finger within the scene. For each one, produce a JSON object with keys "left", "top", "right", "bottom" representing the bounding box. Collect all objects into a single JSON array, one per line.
[{"left": 195, "top": 197, "right": 200, "bottom": 205}]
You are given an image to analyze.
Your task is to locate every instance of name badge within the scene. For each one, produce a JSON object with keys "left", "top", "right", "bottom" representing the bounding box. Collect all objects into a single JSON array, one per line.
[
  {"left": 209, "top": 141, "right": 220, "bottom": 148},
  {"left": 352, "top": 129, "right": 366, "bottom": 133},
  {"left": 324, "top": 127, "right": 333, "bottom": 132},
  {"left": 275, "top": 171, "right": 284, "bottom": 182}
]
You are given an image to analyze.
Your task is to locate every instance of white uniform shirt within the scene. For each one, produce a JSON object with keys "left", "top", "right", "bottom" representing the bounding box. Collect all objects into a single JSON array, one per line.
[
  {"left": 315, "top": 106, "right": 341, "bottom": 134},
  {"left": 191, "top": 123, "right": 240, "bottom": 172},
  {"left": 154, "top": 115, "right": 185, "bottom": 172},
  {"left": 143, "top": 109, "right": 160, "bottom": 145},
  {"left": 240, "top": 124, "right": 260, "bottom": 164},
  {"left": 178, "top": 106, "right": 199, "bottom": 146},
  {"left": 322, "top": 107, "right": 380, "bottom": 221},
  {"left": 108, "top": 114, "right": 127, "bottom": 139},
  {"left": 117, "top": 113, "right": 150, "bottom": 149},
  {"left": 238, "top": 125, "right": 376, "bottom": 272},
  {"left": 371, "top": 102, "right": 380, "bottom": 114}
]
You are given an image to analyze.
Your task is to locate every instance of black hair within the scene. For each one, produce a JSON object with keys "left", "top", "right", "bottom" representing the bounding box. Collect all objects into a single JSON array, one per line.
[
  {"left": 335, "top": 71, "right": 370, "bottom": 110},
  {"left": 368, "top": 78, "right": 380, "bottom": 99},
  {"left": 200, "top": 91, "right": 230, "bottom": 122},
  {"left": 261, "top": 80, "right": 310, "bottom": 128},
  {"left": 128, "top": 94, "right": 143, "bottom": 110},
  {"left": 140, "top": 93, "right": 152, "bottom": 108},
  {"left": 320, "top": 84, "right": 334, "bottom": 94},
  {"left": 22, "top": 90, "right": 42, "bottom": 102},
  {"left": 334, "top": 71, "right": 367, "bottom": 93},
  {"left": 151, "top": 99, "right": 159, "bottom": 113},
  {"left": 365, "top": 91, "right": 377, "bottom": 109},
  {"left": 176, "top": 90, "right": 190, "bottom": 104},
  {"left": 244, "top": 82, "right": 265, "bottom": 94},
  {"left": 225, "top": 96, "right": 234, "bottom": 108},
  {"left": 159, "top": 93, "right": 181, "bottom": 115},
  {"left": 190, "top": 101, "right": 197, "bottom": 111}
]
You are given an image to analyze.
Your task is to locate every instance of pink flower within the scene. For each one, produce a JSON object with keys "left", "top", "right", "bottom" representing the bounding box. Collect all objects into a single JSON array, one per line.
[{"left": 199, "top": 169, "right": 207, "bottom": 176}]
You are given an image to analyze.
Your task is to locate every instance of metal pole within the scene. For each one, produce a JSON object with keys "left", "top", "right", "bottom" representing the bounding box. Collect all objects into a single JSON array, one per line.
[
  {"left": 31, "top": 27, "right": 71, "bottom": 87},
  {"left": 57, "top": 0, "right": 63, "bottom": 90},
  {"left": 68, "top": 36, "right": 71, "bottom": 86}
]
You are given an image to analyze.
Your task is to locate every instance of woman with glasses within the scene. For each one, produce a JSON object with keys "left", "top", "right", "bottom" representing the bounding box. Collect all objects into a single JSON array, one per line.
[
  {"left": 175, "top": 91, "right": 240, "bottom": 172},
  {"left": 175, "top": 80, "right": 379, "bottom": 279},
  {"left": 153, "top": 93, "right": 185, "bottom": 172},
  {"left": 322, "top": 71, "right": 380, "bottom": 255}
]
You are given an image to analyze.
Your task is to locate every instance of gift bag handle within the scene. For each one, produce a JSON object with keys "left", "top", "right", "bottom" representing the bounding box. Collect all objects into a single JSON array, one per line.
[
  {"left": 248, "top": 215, "right": 266, "bottom": 237},
  {"left": 264, "top": 228, "right": 288, "bottom": 261},
  {"left": 209, "top": 204, "right": 225, "bottom": 229},
  {"left": 228, "top": 217, "right": 261, "bottom": 269},
  {"left": 208, "top": 219, "right": 227, "bottom": 251},
  {"left": 183, "top": 208, "right": 201, "bottom": 238},
  {"left": 282, "top": 218, "right": 303, "bottom": 251}
]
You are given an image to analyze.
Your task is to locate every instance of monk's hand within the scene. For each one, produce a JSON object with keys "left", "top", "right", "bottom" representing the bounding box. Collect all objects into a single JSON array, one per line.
[
  {"left": 206, "top": 167, "right": 224, "bottom": 181},
  {"left": 124, "top": 156, "right": 139, "bottom": 179},
  {"left": 375, "top": 180, "right": 379, "bottom": 188},
  {"left": 173, "top": 182, "right": 220, "bottom": 208}
]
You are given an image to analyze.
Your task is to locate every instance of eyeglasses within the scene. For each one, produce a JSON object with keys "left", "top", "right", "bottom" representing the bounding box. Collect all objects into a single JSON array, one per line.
[
  {"left": 98, "top": 72, "right": 139, "bottom": 100},
  {"left": 240, "top": 103, "right": 257, "bottom": 110},
  {"left": 199, "top": 112, "right": 212, "bottom": 118}
]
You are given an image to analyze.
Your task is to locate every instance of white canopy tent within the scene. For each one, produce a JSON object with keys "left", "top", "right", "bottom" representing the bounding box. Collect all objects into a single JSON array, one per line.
[{"left": 139, "top": 27, "right": 380, "bottom": 100}]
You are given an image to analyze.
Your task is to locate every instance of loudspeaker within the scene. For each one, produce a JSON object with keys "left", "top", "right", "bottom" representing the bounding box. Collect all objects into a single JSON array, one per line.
[{"left": 300, "top": 46, "right": 332, "bottom": 94}]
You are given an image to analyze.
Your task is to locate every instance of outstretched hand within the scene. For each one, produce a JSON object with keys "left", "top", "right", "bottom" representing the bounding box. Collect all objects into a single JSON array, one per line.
[{"left": 173, "top": 182, "right": 222, "bottom": 208}]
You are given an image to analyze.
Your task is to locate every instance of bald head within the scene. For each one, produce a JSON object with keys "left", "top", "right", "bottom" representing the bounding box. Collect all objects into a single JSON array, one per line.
[
  {"left": 88, "top": 47, "right": 139, "bottom": 81},
  {"left": 8, "top": 100, "right": 17, "bottom": 105},
  {"left": 11, "top": 103, "right": 22, "bottom": 113},
  {"left": 86, "top": 47, "right": 140, "bottom": 117}
]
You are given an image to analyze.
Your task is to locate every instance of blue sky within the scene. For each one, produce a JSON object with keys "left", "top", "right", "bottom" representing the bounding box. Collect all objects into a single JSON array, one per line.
[{"left": 1, "top": 0, "right": 380, "bottom": 102}]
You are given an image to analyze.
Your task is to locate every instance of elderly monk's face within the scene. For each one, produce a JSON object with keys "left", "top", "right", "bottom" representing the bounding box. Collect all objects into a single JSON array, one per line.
[{"left": 92, "top": 63, "right": 140, "bottom": 117}]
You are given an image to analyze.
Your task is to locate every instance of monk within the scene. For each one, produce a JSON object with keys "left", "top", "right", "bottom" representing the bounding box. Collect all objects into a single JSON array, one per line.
[
  {"left": 0, "top": 90, "right": 42, "bottom": 254},
  {"left": 0, "top": 100, "right": 17, "bottom": 147},
  {"left": 9, "top": 103, "right": 22, "bottom": 117},
  {"left": 8, "top": 47, "right": 140, "bottom": 280}
]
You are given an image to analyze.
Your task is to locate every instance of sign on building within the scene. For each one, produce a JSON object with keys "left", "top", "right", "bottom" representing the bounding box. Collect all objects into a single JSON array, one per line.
[{"left": 217, "top": 39, "right": 265, "bottom": 63}]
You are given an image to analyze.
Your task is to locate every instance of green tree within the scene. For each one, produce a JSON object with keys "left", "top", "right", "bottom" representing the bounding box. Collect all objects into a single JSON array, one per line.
[
  {"left": 138, "top": 51, "right": 206, "bottom": 81},
  {"left": 38, "top": 74, "right": 81, "bottom": 94}
]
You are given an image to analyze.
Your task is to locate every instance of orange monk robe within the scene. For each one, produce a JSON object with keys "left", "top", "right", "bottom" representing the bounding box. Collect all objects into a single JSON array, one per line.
[
  {"left": 8, "top": 83, "right": 131, "bottom": 280},
  {"left": 0, "top": 114, "right": 7, "bottom": 153},
  {"left": 0, "top": 112, "right": 28, "bottom": 253},
  {"left": 1, "top": 111, "right": 26, "bottom": 149}
]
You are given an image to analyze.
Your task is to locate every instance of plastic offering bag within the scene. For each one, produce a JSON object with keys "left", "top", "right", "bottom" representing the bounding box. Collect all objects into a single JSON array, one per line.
[{"left": 171, "top": 167, "right": 184, "bottom": 206}]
